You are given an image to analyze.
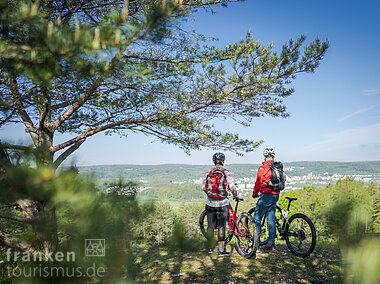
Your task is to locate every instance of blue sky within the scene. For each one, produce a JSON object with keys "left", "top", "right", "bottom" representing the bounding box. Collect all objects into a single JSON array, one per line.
[{"left": 1, "top": 0, "right": 379, "bottom": 165}]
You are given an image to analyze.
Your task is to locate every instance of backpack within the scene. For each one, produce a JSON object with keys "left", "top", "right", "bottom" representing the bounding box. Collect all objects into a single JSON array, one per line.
[
  {"left": 267, "top": 161, "right": 286, "bottom": 191},
  {"left": 205, "top": 168, "right": 228, "bottom": 199}
]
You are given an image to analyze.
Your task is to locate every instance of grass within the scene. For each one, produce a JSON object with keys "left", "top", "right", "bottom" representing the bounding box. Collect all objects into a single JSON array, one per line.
[{"left": 129, "top": 239, "right": 344, "bottom": 283}]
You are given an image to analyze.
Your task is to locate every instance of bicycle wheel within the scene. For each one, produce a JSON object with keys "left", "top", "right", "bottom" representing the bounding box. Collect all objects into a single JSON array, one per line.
[
  {"left": 284, "top": 213, "right": 316, "bottom": 257},
  {"left": 235, "top": 212, "right": 258, "bottom": 258},
  {"left": 199, "top": 210, "right": 232, "bottom": 243},
  {"left": 248, "top": 207, "right": 269, "bottom": 245},
  {"left": 199, "top": 210, "right": 209, "bottom": 239}
]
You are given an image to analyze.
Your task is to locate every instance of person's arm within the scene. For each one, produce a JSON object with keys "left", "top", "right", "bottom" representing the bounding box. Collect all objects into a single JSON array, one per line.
[
  {"left": 202, "top": 171, "right": 209, "bottom": 193},
  {"left": 252, "top": 167, "right": 264, "bottom": 196},
  {"left": 225, "top": 170, "right": 238, "bottom": 199}
]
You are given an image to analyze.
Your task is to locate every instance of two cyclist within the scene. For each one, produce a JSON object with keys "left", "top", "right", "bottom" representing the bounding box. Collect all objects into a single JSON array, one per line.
[
  {"left": 203, "top": 148, "right": 283, "bottom": 255},
  {"left": 202, "top": 152, "right": 238, "bottom": 257}
]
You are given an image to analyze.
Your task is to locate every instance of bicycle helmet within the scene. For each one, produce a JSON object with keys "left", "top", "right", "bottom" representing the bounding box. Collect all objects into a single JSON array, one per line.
[
  {"left": 212, "top": 152, "right": 225, "bottom": 164},
  {"left": 263, "top": 147, "right": 275, "bottom": 158}
]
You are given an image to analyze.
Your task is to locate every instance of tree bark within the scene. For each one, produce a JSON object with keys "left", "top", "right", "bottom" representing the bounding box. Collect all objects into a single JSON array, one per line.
[{"left": 16, "top": 198, "right": 58, "bottom": 252}]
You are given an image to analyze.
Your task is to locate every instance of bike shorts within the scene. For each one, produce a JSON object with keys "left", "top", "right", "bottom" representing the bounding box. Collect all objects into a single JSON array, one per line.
[{"left": 206, "top": 205, "right": 229, "bottom": 230}]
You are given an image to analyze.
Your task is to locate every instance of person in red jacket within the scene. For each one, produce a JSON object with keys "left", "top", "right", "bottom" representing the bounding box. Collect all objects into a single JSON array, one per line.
[{"left": 252, "top": 147, "right": 280, "bottom": 252}]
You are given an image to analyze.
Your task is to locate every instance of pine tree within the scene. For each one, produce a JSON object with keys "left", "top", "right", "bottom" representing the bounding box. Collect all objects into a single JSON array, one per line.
[
  {"left": 0, "top": 0, "right": 329, "bottom": 253},
  {"left": 1, "top": 0, "right": 329, "bottom": 168}
]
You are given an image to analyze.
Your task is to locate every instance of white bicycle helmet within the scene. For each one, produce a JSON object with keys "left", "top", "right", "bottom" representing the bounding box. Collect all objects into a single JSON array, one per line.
[{"left": 263, "top": 147, "right": 275, "bottom": 158}]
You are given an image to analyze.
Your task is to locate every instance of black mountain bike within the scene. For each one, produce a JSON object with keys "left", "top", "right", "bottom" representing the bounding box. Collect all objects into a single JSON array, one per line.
[{"left": 248, "top": 196, "right": 316, "bottom": 257}]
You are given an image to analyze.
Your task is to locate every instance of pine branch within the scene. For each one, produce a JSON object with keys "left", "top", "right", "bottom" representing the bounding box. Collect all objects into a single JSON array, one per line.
[
  {"left": 52, "top": 78, "right": 103, "bottom": 131},
  {"left": 0, "top": 213, "right": 32, "bottom": 224},
  {"left": 53, "top": 139, "right": 85, "bottom": 168},
  {"left": 52, "top": 98, "right": 218, "bottom": 152},
  {"left": 0, "top": 232, "right": 35, "bottom": 253},
  {"left": 0, "top": 143, "right": 32, "bottom": 151},
  {"left": 9, "top": 78, "right": 39, "bottom": 145}
]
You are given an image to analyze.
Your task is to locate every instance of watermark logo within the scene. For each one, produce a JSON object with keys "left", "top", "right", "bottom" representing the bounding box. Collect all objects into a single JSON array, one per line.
[
  {"left": 6, "top": 248, "right": 75, "bottom": 262},
  {"left": 85, "top": 239, "right": 105, "bottom": 257},
  {"left": 5, "top": 239, "right": 106, "bottom": 278}
]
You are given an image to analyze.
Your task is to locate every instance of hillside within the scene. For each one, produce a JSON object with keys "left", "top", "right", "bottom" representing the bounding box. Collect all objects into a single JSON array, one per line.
[
  {"left": 77, "top": 161, "right": 380, "bottom": 182},
  {"left": 75, "top": 161, "right": 380, "bottom": 201}
]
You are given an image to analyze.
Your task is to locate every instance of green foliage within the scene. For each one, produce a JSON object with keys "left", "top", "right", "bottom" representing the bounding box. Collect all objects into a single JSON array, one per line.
[
  {"left": 131, "top": 200, "right": 205, "bottom": 248},
  {"left": 327, "top": 179, "right": 375, "bottom": 238},
  {"left": 138, "top": 182, "right": 204, "bottom": 201},
  {"left": 272, "top": 180, "right": 380, "bottom": 282},
  {"left": 344, "top": 238, "right": 380, "bottom": 284},
  {"left": 372, "top": 185, "right": 380, "bottom": 232},
  {"left": 0, "top": 0, "right": 182, "bottom": 82},
  {"left": 322, "top": 180, "right": 380, "bottom": 283},
  {"left": 0, "top": 162, "right": 154, "bottom": 282},
  {"left": 280, "top": 179, "right": 379, "bottom": 241},
  {"left": 1, "top": 0, "right": 328, "bottom": 167}
]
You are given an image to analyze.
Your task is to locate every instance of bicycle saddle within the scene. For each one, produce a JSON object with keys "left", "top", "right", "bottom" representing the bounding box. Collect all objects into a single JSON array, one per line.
[{"left": 285, "top": 197, "right": 297, "bottom": 201}]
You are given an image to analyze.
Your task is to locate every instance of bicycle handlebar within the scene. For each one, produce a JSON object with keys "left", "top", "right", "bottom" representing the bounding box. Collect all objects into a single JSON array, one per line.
[{"left": 233, "top": 197, "right": 244, "bottom": 202}]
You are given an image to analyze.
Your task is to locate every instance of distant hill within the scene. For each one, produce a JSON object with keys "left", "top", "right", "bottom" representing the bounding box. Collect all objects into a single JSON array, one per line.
[
  {"left": 74, "top": 161, "right": 380, "bottom": 201},
  {"left": 77, "top": 161, "right": 380, "bottom": 182}
]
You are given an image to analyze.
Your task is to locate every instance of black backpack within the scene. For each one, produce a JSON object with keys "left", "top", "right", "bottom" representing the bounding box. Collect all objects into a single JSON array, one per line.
[{"left": 267, "top": 161, "right": 286, "bottom": 191}]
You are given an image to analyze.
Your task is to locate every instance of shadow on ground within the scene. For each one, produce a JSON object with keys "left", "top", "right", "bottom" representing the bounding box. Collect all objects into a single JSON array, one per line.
[{"left": 130, "top": 241, "right": 343, "bottom": 283}]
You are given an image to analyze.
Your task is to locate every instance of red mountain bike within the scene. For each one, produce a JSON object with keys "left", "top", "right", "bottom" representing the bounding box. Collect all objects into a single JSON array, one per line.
[{"left": 199, "top": 198, "right": 258, "bottom": 258}]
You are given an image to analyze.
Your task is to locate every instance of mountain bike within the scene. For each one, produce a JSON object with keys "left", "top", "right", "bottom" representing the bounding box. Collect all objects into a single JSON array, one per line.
[
  {"left": 248, "top": 196, "right": 316, "bottom": 257},
  {"left": 199, "top": 198, "right": 258, "bottom": 258}
]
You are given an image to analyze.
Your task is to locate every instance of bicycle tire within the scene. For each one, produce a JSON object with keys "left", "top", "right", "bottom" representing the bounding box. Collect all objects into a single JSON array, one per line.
[
  {"left": 235, "top": 212, "right": 258, "bottom": 258},
  {"left": 199, "top": 210, "right": 232, "bottom": 243},
  {"left": 199, "top": 210, "right": 208, "bottom": 239},
  {"left": 248, "top": 207, "right": 270, "bottom": 245},
  {"left": 284, "top": 213, "right": 316, "bottom": 257}
]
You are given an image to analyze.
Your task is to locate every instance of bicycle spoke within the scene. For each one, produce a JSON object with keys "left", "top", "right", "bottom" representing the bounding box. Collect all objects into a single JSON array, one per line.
[
  {"left": 298, "top": 240, "right": 303, "bottom": 250},
  {"left": 285, "top": 213, "right": 316, "bottom": 257},
  {"left": 235, "top": 213, "right": 258, "bottom": 258}
]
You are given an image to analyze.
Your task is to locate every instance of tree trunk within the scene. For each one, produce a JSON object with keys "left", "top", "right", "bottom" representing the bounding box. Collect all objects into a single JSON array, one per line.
[
  {"left": 38, "top": 202, "right": 58, "bottom": 252},
  {"left": 17, "top": 198, "right": 58, "bottom": 252},
  {"left": 16, "top": 127, "right": 59, "bottom": 252},
  {"left": 34, "top": 128, "right": 58, "bottom": 252}
]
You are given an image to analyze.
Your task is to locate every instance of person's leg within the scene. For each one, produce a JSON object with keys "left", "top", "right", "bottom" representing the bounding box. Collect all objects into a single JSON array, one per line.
[
  {"left": 218, "top": 228, "right": 226, "bottom": 251},
  {"left": 253, "top": 195, "right": 267, "bottom": 243},
  {"left": 217, "top": 205, "right": 229, "bottom": 255},
  {"left": 206, "top": 205, "right": 217, "bottom": 245},
  {"left": 266, "top": 194, "right": 280, "bottom": 245}
]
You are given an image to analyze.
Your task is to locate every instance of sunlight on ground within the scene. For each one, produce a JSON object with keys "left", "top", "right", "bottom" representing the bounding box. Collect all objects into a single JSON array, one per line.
[{"left": 133, "top": 242, "right": 344, "bottom": 283}]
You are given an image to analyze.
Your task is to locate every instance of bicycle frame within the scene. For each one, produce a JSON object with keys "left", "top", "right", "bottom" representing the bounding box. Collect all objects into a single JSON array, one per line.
[
  {"left": 262, "top": 200, "right": 301, "bottom": 238},
  {"left": 228, "top": 201, "right": 251, "bottom": 238},
  {"left": 252, "top": 197, "right": 316, "bottom": 257}
]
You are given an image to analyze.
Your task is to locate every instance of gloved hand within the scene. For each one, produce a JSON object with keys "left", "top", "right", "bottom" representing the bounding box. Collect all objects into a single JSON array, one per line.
[{"left": 252, "top": 194, "right": 259, "bottom": 198}]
